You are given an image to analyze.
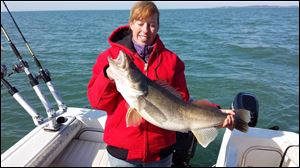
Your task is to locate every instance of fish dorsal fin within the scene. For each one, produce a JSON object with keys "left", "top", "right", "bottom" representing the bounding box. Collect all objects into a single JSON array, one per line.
[
  {"left": 155, "top": 80, "right": 182, "bottom": 100},
  {"left": 126, "top": 107, "right": 143, "bottom": 127},
  {"left": 191, "top": 100, "right": 221, "bottom": 113},
  {"left": 192, "top": 127, "right": 218, "bottom": 148},
  {"left": 191, "top": 99, "right": 215, "bottom": 107}
]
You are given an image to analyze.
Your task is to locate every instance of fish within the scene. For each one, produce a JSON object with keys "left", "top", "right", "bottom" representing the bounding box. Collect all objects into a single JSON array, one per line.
[{"left": 107, "top": 50, "right": 250, "bottom": 148}]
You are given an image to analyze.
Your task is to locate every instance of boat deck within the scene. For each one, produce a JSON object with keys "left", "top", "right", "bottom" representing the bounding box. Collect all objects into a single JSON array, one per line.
[
  {"left": 51, "top": 139, "right": 109, "bottom": 167},
  {"left": 51, "top": 121, "right": 109, "bottom": 167}
]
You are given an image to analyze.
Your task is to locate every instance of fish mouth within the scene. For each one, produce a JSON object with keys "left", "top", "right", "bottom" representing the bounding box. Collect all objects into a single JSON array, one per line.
[{"left": 108, "top": 50, "right": 128, "bottom": 69}]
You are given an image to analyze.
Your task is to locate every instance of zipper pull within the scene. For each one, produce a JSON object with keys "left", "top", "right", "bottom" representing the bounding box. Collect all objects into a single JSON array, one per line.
[
  {"left": 144, "top": 63, "right": 148, "bottom": 75},
  {"left": 144, "top": 63, "right": 148, "bottom": 71}
]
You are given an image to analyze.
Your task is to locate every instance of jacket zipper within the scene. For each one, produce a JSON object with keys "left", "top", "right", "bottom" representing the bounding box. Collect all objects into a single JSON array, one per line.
[
  {"left": 144, "top": 63, "right": 148, "bottom": 76},
  {"left": 144, "top": 122, "right": 148, "bottom": 161},
  {"left": 133, "top": 53, "right": 149, "bottom": 76}
]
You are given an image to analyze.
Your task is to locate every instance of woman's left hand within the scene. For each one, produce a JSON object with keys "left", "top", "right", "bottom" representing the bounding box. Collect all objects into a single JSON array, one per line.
[{"left": 217, "top": 109, "right": 235, "bottom": 130}]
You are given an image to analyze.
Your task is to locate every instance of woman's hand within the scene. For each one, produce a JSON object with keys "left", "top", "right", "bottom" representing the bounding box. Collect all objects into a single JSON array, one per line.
[
  {"left": 218, "top": 109, "right": 235, "bottom": 130},
  {"left": 191, "top": 99, "right": 235, "bottom": 130},
  {"left": 106, "top": 66, "right": 114, "bottom": 80}
]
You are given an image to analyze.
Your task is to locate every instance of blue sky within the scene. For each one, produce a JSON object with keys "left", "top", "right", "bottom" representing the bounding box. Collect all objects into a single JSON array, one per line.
[{"left": 1, "top": 1, "right": 299, "bottom": 12}]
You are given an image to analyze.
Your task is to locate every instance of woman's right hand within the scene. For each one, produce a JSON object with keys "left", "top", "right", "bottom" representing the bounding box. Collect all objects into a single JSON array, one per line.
[{"left": 106, "top": 66, "right": 114, "bottom": 80}]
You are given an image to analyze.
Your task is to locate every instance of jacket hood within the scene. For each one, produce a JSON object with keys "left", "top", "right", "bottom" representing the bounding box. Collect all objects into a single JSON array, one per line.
[{"left": 108, "top": 25, "right": 165, "bottom": 55}]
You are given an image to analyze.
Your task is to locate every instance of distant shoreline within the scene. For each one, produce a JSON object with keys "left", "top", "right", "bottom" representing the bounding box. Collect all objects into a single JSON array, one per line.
[{"left": 1, "top": 5, "right": 299, "bottom": 13}]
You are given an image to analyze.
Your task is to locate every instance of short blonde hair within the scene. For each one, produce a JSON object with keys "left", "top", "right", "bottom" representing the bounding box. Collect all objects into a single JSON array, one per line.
[{"left": 129, "top": 1, "right": 159, "bottom": 25}]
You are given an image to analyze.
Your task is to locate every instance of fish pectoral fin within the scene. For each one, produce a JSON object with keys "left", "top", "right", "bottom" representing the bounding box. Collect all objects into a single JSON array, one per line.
[
  {"left": 126, "top": 107, "right": 143, "bottom": 127},
  {"left": 138, "top": 96, "right": 167, "bottom": 124},
  {"left": 192, "top": 127, "right": 218, "bottom": 148}
]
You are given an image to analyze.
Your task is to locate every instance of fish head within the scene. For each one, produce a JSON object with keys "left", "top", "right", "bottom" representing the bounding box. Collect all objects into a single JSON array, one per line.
[
  {"left": 107, "top": 50, "right": 147, "bottom": 94},
  {"left": 107, "top": 50, "right": 129, "bottom": 73}
]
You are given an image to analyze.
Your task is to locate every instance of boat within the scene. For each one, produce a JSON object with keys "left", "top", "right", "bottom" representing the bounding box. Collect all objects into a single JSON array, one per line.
[
  {"left": 1, "top": 89, "right": 298, "bottom": 167},
  {"left": 215, "top": 92, "right": 299, "bottom": 167},
  {"left": 1, "top": 102, "right": 299, "bottom": 167},
  {"left": 1, "top": 107, "right": 109, "bottom": 167},
  {"left": 215, "top": 127, "right": 299, "bottom": 167}
]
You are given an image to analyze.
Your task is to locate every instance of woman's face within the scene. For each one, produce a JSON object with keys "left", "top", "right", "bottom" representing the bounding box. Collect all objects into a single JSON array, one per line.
[{"left": 129, "top": 14, "right": 159, "bottom": 46}]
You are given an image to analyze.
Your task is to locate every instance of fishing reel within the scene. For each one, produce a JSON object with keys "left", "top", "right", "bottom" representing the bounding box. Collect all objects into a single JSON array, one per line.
[
  {"left": 1, "top": 64, "right": 15, "bottom": 78},
  {"left": 12, "top": 61, "right": 29, "bottom": 73},
  {"left": 2, "top": 61, "right": 29, "bottom": 78},
  {"left": 35, "top": 69, "right": 51, "bottom": 81},
  {"left": 1, "top": 64, "right": 8, "bottom": 78},
  {"left": 1, "top": 65, "right": 9, "bottom": 88}
]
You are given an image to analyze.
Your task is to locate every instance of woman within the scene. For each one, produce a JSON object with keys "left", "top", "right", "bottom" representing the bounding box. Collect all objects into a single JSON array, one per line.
[{"left": 87, "top": 1, "right": 234, "bottom": 167}]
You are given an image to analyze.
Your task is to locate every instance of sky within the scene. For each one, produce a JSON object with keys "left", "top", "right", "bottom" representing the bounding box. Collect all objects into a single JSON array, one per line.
[{"left": 1, "top": 1, "right": 299, "bottom": 12}]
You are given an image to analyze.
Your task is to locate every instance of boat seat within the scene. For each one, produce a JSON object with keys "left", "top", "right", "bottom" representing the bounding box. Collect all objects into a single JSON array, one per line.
[
  {"left": 51, "top": 139, "right": 109, "bottom": 167},
  {"left": 241, "top": 146, "right": 283, "bottom": 167},
  {"left": 280, "top": 142, "right": 299, "bottom": 167},
  {"left": 50, "top": 127, "right": 109, "bottom": 167}
]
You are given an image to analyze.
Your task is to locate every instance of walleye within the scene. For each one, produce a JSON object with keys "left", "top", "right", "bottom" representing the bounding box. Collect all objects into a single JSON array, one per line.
[{"left": 107, "top": 50, "right": 250, "bottom": 148}]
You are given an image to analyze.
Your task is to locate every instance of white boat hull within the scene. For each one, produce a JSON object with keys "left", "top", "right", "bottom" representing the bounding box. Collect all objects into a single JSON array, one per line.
[
  {"left": 2, "top": 107, "right": 299, "bottom": 167},
  {"left": 1, "top": 107, "right": 109, "bottom": 167},
  {"left": 216, "top": 127, "right": 299, "bottom": 167}
]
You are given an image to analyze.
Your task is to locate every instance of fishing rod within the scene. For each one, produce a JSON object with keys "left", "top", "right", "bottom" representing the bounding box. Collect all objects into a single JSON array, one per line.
[
  {"left": 2, "top": 1, "right": 67, "bottom": 112},
  {"left": 1, "top": 24, "right": 59, "bottom": 131},
  {"left": 1, "top": 65, "right": 44, "bottom": 126}
]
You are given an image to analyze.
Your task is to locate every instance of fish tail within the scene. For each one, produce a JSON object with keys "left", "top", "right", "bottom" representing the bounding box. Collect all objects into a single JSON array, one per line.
[{"left": 234, "top": 109, "right": 251, "bottom": 132}]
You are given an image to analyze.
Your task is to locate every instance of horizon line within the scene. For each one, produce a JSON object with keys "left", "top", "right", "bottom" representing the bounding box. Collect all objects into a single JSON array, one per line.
[{"left": 1, "top": 5, "right": 299, "bottom": 13}]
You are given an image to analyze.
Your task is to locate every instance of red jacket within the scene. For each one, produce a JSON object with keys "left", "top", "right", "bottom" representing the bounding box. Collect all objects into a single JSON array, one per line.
[{"left": 87, "top": 26, "right": 190, "bottom": 162}]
